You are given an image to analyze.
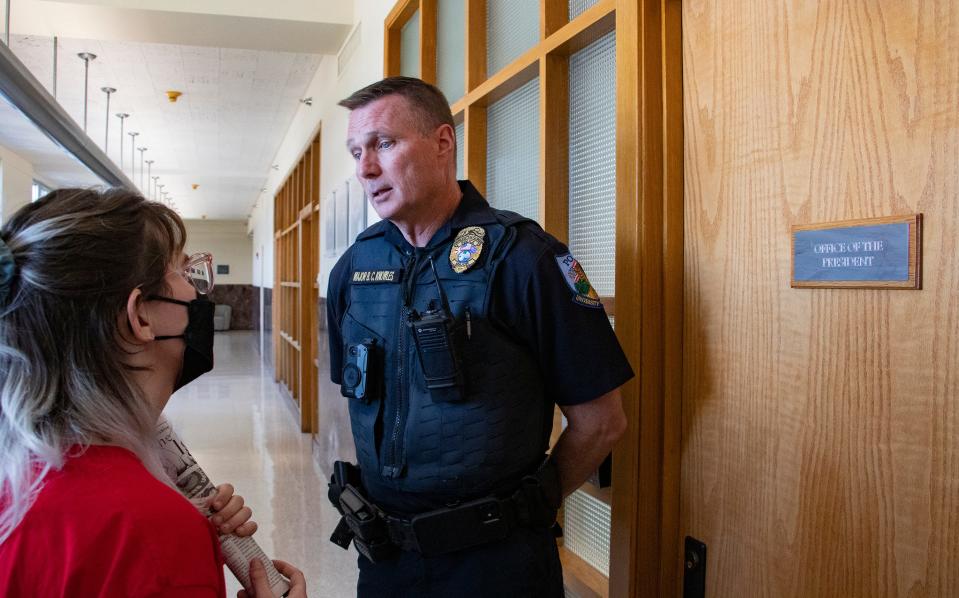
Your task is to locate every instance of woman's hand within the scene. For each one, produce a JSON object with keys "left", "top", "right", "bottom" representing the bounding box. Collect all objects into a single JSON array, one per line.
[
  {"left": 237, "top": 558, "right": 307, "bottom": 598},
  {"left": 206, "top": 483, "right": 258, "bottom": 537}
]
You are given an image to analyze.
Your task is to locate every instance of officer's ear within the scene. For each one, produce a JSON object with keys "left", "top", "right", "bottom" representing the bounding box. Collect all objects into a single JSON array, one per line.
[{"left": 434, "top": 123, "right": 456, "bottom": 161}]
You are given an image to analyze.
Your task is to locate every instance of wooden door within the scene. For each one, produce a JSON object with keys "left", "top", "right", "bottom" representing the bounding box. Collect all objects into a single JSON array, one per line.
[{"left": 681, "top": 2, "right": 959, "bottom": 597}]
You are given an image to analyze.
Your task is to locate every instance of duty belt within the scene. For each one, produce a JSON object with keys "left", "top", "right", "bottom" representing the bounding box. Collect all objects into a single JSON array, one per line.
[{"left": 328, "top": 461, "right": 561, "bottom": 561}]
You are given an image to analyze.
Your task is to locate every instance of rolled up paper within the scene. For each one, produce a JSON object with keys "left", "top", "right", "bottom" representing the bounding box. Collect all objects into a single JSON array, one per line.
[{"left": 156, "top": 415, "right": 291, "bottom": 597}]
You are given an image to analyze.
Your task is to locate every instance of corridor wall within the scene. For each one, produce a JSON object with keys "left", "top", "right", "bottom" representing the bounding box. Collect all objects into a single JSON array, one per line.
[
  {"left": 248, "top": 0, "right": 397, "bottom": 300},
  {"left": 184, "top": 219, "right": 254, "bottom": 330},
  {"left": 184, "top": 220, "right": 253, "bottom": 285}
]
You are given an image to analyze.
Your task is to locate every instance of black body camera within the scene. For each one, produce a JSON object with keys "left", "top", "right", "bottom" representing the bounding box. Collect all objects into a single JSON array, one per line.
[{"left": 341, "top": 339, "right": 380, "bottom": 402}]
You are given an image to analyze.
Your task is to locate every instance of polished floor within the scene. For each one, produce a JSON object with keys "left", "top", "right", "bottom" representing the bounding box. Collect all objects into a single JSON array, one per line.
[{"left": 164, "top": 330, "right": 358, "bottom": 597}]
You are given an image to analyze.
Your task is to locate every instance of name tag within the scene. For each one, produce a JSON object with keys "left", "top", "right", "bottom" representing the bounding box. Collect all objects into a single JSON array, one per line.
[{"left": 352, "top": 269, "right": 402, "bottom": 284}]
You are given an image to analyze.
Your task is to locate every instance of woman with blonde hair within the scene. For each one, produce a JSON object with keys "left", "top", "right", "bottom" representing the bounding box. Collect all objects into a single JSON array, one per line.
[{"left": 0, "top": 189, "right": 305, "bottom": 597}]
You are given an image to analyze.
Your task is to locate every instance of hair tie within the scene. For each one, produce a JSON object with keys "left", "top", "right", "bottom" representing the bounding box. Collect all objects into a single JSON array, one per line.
[{"left": 0, "top": 238, "right": 16, "bottom": 305}]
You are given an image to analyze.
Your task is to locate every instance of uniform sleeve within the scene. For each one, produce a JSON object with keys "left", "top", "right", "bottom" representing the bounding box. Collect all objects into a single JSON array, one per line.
[
  {"left": 327, "top": 253, "right": 351, "bottom": 385},
  {"left": 490, "top": 229, "right": 634, "bottom": 406}
]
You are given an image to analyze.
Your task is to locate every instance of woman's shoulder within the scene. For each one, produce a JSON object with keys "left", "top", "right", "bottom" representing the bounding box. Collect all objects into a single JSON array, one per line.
[
  {"left": 51, "top": 446, "right": 208, "bottom": 525},
  {"left": 45, "top": 447, "right": 170, "bottom": 499},
  {"left": 2, "top": 446, "right": 224, "bottom": 597}
]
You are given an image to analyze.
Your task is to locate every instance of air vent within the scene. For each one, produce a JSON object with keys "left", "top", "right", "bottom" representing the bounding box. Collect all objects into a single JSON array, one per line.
[{"left": 338, "top": 23, "right": 362, "bottom": 78}]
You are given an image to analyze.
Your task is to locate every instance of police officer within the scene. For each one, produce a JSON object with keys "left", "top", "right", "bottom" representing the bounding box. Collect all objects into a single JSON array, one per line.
[{"left": 327, "top": 77, "right": 633, "bottom": 597}]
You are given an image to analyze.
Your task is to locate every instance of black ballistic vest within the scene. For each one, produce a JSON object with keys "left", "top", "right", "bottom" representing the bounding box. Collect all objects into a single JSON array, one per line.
[{"left": 340, "top": 210, "right": 551, "bottom": 510}]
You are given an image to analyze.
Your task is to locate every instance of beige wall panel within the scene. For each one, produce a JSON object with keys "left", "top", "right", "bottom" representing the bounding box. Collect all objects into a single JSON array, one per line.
[
  {"left": 183, "top": 219, "right": 254, "bottom": 285},
  {"left": 682, "top": 2, "right": 958, "bottom": 597}
]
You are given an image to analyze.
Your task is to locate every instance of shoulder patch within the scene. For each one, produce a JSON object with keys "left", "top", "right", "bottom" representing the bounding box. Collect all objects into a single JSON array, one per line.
[{"left": 555, "top": 254, "right": 602, "bottom": 308}]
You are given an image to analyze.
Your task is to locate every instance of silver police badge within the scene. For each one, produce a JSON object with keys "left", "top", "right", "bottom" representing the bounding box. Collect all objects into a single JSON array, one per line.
[{"left": 449, "top": 226, "right": 485, "bottom": 273}]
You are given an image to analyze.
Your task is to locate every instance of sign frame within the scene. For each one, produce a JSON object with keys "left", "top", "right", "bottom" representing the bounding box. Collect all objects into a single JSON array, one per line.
[{"left": 791, "top": 214, "right": 922, "bottom": 289}]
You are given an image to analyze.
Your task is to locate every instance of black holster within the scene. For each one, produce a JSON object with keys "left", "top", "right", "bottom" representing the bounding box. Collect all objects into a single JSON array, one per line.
[{"left": 328, "top": 461, "right": 398, "bottom": 562}]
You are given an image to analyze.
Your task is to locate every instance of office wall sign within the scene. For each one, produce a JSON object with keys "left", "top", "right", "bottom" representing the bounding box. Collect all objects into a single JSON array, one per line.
[{"left": 791, "top": 214, "right": 921, "bottom": 289}]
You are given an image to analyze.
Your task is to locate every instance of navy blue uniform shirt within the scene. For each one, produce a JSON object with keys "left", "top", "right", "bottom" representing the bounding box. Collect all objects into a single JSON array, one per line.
[{"left": 327, "top": 180, "right": 633, "bottom": 407}]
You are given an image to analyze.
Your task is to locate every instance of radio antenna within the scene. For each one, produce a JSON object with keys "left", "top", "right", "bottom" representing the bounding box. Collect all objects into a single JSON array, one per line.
[{"left": 428, "top": 257, "right": 452, "bottom": 313}]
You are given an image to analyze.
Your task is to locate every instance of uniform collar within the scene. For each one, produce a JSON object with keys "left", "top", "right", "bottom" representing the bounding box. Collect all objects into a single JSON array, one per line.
[
  {"left": 361, "top": 180, "right": 497, "bottom": 251},
  {"left": 447, "top": 180, "right": 498, "bottom": 229}
]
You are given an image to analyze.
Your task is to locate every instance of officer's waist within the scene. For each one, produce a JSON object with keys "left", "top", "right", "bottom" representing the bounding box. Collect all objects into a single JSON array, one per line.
[
  {"left": 361, "top": 469, "right": 530, "bottom": 516},
  {"left": 341, "top": 461, "right": 561, "bottom": 557}
]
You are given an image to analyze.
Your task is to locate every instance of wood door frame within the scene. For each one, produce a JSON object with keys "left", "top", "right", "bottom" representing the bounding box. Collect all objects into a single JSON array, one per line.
[{"left": 609, "top": 0, "right": 684, "bottom": 596}]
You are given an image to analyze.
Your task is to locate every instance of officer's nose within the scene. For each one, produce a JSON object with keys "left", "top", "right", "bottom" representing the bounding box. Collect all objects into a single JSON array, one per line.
[{"left": 357, "top": 150, "right": 381, "bottom": 180}]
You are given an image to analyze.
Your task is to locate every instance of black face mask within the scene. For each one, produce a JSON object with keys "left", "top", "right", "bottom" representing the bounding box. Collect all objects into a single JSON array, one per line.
[{"left": 148, "top": 294, "right": 215, "bottom": 391}]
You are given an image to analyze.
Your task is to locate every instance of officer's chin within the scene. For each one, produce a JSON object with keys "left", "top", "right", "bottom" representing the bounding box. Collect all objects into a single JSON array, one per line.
[{"left": 371, "top": 196, "right": 402, "bottom": 221}]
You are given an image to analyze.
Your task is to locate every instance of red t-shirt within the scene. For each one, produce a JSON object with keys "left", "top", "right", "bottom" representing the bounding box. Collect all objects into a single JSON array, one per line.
[{"left": 0, "top": 445, "right": 226, "bottom": 597}]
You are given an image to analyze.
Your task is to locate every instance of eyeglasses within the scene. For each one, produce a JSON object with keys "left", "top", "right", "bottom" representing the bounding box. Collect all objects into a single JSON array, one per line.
[{"left": 180, "top": 252, "right": 214, "bottom": 294}]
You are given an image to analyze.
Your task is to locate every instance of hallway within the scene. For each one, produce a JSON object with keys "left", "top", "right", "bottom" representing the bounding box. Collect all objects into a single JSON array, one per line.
[{"left": 163, "top": 331, "right": 357, "bottom": 597}]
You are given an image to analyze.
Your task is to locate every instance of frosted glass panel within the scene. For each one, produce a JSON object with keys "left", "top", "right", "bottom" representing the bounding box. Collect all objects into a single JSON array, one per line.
[
  {"left": 437, "top": 0, "right": 465, "bottom": 102},
  {"left": 486, "top": 78, "right": 539, "bottom": 220},
  {"left": 487, "top": 0, "right": 539, "bottom": 76},
  {"left": 563, "top": 489, "right": 611, "bottom": 576},
  {"left": 563, "top": 30, "right": 616, "bottom": 592},
  {"left": 455, "top": 121, "right": 465, "bottom": 180},
  {"left": 568, "top": 31, "right": 616, "bottom": 296},
  {"left": 569, "top": 0, "right": 601, "bottom": 20},
  {"left": 401, "top": 11, "right": 420, "bottom": 78}
]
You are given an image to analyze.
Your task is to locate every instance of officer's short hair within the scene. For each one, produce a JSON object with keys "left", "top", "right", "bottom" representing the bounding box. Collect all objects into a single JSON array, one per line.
[{"left": 339, "top": 77, "right": 454, "bottom": 135}]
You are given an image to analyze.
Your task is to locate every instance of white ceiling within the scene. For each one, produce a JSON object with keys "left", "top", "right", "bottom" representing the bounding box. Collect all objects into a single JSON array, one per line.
[
  {"left": 0, "top": 1, "right": 352, "bottom": 219},
  {"left": 16, "top": 0, "right": 353, "bottom": 38},
  {"left": 11, "top": 1, "right": 354, "bottom": 54}
]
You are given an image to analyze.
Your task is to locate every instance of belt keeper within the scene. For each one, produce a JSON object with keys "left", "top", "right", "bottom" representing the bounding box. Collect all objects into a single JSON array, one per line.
[
  {"left": 515, "top": 476, "right": 539, "bottom": 526},
  {"left": 519, "top": 473, "right": 560, "bottom": 528},
  {"left": 388, "top": 517, "right": 421, "bottom": 552}
]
